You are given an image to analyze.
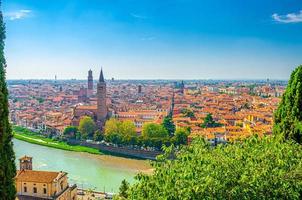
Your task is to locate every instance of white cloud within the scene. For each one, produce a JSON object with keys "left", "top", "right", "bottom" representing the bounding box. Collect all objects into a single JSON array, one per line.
[
  {"left": 4, "top": 10, "right": 32, "bottom": 21},
  {"left": 272, "top": 10, "right": 302, "bottom": 23},
  {"left": 130, "top": 13, "right": 148, "bottom": 19}
]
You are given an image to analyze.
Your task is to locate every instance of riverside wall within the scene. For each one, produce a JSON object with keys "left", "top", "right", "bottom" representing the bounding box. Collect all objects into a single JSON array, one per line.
[{"left": 68, "top": 140, "right": 162, "bottom": 160}]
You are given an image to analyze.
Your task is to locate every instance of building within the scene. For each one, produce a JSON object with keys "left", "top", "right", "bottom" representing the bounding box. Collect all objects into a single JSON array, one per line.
[
  {"left": 138, "top": 85, "right": 142, "bottom": 94},
  {"left": 15, "top": 156, "right": 77, "bottom": 200},
  {"left": 19, "top": 156, "right": 32, "bottom": 171},
  {"left": 87, "top": 69, "right": 93, "bottom": 96},
  {"left": 72, "top": 69, "right": 108, "bottom": 129},
  {"left": 97, "top": 69, "right": 107, "bottom": 123}
]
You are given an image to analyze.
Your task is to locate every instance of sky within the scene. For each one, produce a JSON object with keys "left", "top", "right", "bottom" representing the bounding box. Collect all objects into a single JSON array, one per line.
[{"left": 2, "top": 0, "right": 302, "bottom": 80}]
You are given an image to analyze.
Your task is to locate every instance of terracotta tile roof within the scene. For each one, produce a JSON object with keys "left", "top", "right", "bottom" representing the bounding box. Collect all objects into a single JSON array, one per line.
[
  {"left": 19, "top": 156, "right": 32, "bottom": 161},
  {"left": 77, "top": 105, "right": 97, "bottom": 110},
  {"left": 15, "top": 170, "right": 64, "bottom": 183}
]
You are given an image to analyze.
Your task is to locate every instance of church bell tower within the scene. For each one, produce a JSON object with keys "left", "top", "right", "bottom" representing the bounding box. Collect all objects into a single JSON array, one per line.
[
  {"left": 19, "top": 156, "right": 33, "bottom": 170},
  {"left": 97, "top": 69, "right": 107, "bottom": 124}
]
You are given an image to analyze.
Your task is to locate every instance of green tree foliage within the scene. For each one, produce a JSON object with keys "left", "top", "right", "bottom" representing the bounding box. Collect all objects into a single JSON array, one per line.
[
  {"left": 127, "top": 136, "right": 302, "bottom": 199},
  {"left": 120, "top": 120, "right": 136, "bottom": 137},
  {"left": 105, "top": 118, "right": 121, "bottom": 136},
  {"left": 173, "top": 127, "right": 190, "bottom": 146},
  {"left": 141, "top": 123, "right": 170, "bottom": 150},
  {"left": 104, "top": 119, "right": 187, "bottom": 149},
  {"left": 63, "top": 126, "right": 78, "bottom": 137},
  {"left": 181, "top": 108, "right": 195, "bottom": 118},
  {"left": 274, "top": 65, "right": 302, "bottom": 144},
  {"left": 0, "top": 2, "right": 16, "bottom": 198},
  {"left": 75, "top": 132, "right": 81, "bottom": 140},
  {"left": 119, "top": 179, "right": 130, "bottom": 199},
  {"left": 78, "top": 116, "right": 96, "bottom": 139},
  {"left": 162, "top": 116, "right": 175, "bottom": 136},
  {"left": 142, "top": 123, "right": 168, "bottom": 138},
  {"left": 105, "top": 119, "right": 136, "bottom": 145},
  {"left": 93, "top": 130, "right": 103, "bottom": 141},
  {"left": 201, "top": 113, "right": 223, "bottom": 128}
]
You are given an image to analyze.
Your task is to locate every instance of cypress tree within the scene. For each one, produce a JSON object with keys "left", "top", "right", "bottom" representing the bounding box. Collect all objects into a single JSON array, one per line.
[
  {"left": 162, "top": 116, "right": 175, "bottom": 136},
  {"left": 0, "top": 1, "right": 16, "bottom": 199},
  {"left": 274, "top": 65, "right": 302, "bottom": 144}
]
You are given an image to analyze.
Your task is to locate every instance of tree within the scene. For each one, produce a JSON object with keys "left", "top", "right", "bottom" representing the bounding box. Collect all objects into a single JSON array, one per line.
[
  {"left": 162, "top": 116, "right": 175, "bottom": 136},
  {"left": 201, "top": 113, "right": 223, "bottom": 128},
  {"left": 104, "top": 119, "right": 137, "bottom": 145},
  {"left": 127, "top": 136, "right": 302, "bottom": 199},
  {"left": 274, "top": 65, "right": 302, "bottom": 144},
  {"left": 78, "top": 116, "right": 96, "bottom": 139},
  {"left": 105, "top": 118, "right": 121, "bottom": 136},
  {"left": 173, "top": 127, "right": 190, "bottom": 146},
  {"left": 75, "top": 132, "right": 81, "bottom": 140},
  {"left": 142, "top": 123, "right": 168, "bottom": 138},
  {"left": 181, "top": 108, "right": 195, "bottom": 118},
  {"left": 93, "top": 130, "right": 103, "bottom": 141},
  {"left": 120, "top": 120, "right": 136, "bottom": 137},
  {"left": 119, "top": 179, "right": 130, "bottom": 199},
  {"left": 105, "top": 132, "right": 123, "bottom": 145},
  {"left": 63, "top": 126, "right": 78, "bottom": 138},
  {"left": 0, "top": 2, "right": 16, "bottom": 198}
]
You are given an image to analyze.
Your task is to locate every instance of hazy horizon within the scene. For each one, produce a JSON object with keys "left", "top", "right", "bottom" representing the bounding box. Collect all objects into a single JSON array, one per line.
[{"left": 7, "top": 77, "right": 289, "bottom": 81}]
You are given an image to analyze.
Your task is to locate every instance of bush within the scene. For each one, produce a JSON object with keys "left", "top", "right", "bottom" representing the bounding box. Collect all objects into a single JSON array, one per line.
[{"left": 127, "top": 136, "right": 302, "bottom": 199}]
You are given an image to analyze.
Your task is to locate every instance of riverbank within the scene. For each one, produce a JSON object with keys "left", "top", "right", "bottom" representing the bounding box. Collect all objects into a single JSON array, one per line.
[
  {"left": 13, "top": 126, "right": 101, "bottom": 155},
  {"left": 14, "top": 139, "right": 152, "bottom": 192}
]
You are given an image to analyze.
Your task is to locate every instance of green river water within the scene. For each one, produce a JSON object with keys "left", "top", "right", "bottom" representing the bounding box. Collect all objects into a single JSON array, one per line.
[{"left": 13, "top": 139, "right": 151, "bottom": 192}]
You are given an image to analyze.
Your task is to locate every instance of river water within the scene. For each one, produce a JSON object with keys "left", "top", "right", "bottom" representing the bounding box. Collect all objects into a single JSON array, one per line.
[{"left": 13, "top": 139, "right": 152, "bottom": 192}]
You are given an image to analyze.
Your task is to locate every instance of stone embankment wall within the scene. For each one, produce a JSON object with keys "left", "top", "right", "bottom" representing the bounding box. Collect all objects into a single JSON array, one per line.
[{"left": 68, "top": 140, "right": 162, "bottom": 160}]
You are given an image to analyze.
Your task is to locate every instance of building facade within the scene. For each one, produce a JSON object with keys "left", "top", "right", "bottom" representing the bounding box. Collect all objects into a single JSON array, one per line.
[{"left": 15, "top": 156, "right": 77, "bottom": 200}]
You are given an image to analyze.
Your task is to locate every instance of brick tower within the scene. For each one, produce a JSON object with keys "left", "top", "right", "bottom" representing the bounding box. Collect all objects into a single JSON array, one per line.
[
  {"left": 87, "top": 69, "right": 93, "bottom": 96},
  {"left": 97, "top": 69, "right": 107, "bottom": 124}
]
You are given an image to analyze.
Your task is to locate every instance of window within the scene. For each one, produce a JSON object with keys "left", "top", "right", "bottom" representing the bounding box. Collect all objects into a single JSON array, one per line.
[
  {"left": 43, "top": 188, "right": 47, "bottom": 194},
  {"left": 33, "top": 187, "right": 37, "bottom": 193},
  {"left": 24, "top": 187, "right": 27, "bottom": 193}
]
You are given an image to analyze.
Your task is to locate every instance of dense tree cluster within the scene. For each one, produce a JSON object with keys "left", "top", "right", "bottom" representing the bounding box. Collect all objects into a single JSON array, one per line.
[
  {"left": 104, "top": 118, "right": 137, "bottom": 145},
  {"left": 274, "top": 65, "right": 302, "bottom": 144},
  {"left": 63, "top": 116, "right": 100, "bottom": 141},
  {"left": 0, "top": 2, "right": 16, "bottom": 198},
  {"left": 63, "top": 115, "right": 189, "bottom": 149},
  {"left": 104, "top": 118, "right": 189, "bottom": 150},
  {"left": 127, "top": 136, "right": 302, "bottom": 199}
]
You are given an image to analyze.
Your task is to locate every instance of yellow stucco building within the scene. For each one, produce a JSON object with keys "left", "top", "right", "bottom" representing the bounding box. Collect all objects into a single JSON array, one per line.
[{"left": 15, "top": 156, "right": 77, "bottom": 200}]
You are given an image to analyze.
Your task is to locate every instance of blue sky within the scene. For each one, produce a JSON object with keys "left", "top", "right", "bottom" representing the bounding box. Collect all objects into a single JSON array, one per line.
[{"left": 3, "top": 0, "right": 302, "bottom": 80}]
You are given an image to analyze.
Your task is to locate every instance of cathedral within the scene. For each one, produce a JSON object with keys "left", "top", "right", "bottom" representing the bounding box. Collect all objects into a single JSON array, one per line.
[{"left": 71, "top": 69, "right": 108, "bottom": 129}]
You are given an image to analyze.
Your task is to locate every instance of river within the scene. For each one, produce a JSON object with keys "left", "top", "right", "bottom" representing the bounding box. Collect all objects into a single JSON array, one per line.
[{"left": 13, "top": 139, "right": 152, "bottom": 192}]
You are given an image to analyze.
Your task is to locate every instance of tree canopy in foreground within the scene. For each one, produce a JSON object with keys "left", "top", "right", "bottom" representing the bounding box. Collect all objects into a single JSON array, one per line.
[
  {"left": 126, "top": 136, "right": 302, "bottom": 200},
  {"left": 274, "top": 65, "right": 302, "bottom": 144}
]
